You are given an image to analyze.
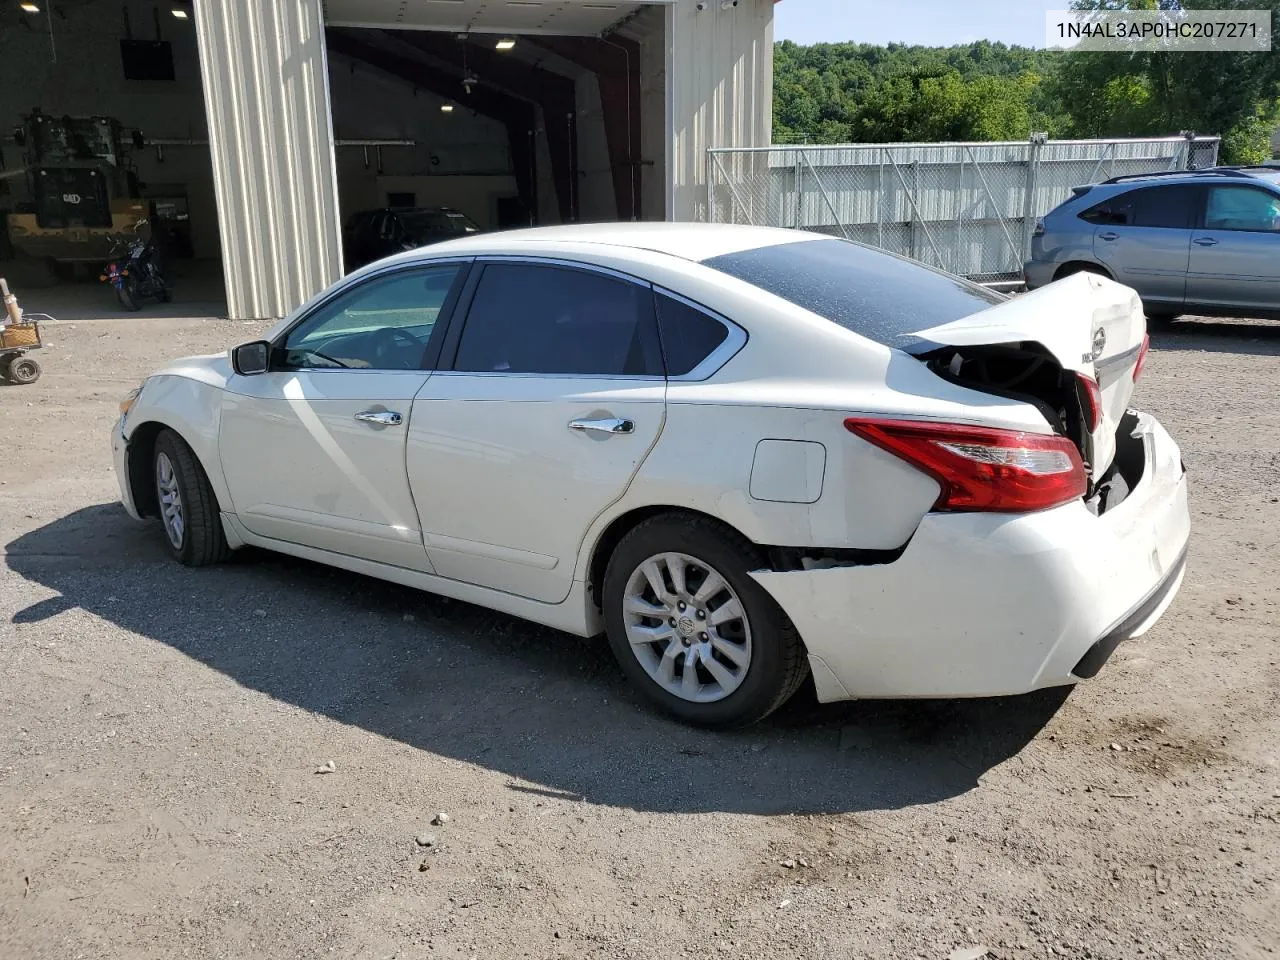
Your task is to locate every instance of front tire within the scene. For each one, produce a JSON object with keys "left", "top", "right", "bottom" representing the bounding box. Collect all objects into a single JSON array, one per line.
[
  {"left": 116, "top": 280, "right": 141, "bottom": 312},
  {"left": 153, "top": 429, "right": 231, "bottom": 566},
  {"left": 602, "top": 515, "right": 809, "bottom": 727}
]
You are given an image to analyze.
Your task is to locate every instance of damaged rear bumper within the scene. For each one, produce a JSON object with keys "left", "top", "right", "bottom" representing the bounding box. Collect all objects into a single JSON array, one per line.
[{"left": 750, "top": 410, "right": 1190, "bottom": 702}]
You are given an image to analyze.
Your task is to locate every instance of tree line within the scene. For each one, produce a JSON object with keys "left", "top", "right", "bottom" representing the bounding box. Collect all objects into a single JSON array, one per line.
[{"left": 773, "top": 1, "right": 1280, "bottom": 163}]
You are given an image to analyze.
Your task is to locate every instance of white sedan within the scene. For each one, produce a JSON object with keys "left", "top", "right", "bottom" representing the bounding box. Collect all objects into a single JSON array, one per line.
[{"left": 112, "top": 224, "right": 1190, "bottom": 727}]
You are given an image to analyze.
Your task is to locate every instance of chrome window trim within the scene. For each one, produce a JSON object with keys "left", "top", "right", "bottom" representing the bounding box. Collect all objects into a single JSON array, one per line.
[{"left": 652, "top": 286, "right": 748, "bottom": 382}]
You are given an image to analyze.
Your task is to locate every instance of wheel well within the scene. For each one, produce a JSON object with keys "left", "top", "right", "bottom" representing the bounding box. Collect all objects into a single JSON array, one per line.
[
  {"left": 125, "top": 421, "right": 168, "bottom": 518},
  {"left": 1053, "top": 260, "right": 1112, "bottom": 281},
  {"left": 586, "top": 506, "right": 760, "bottom": 612}
]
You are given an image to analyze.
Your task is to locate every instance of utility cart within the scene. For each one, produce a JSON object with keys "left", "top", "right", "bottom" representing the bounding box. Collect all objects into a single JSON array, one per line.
[{"left": 0, "top": 278, "right": 46, "bottom": 385}]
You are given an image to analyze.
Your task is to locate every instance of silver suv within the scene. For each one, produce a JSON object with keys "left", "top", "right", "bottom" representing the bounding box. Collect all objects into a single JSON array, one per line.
[{"left": 1024, "top": 167, "right": 1280, "bottom": 322}]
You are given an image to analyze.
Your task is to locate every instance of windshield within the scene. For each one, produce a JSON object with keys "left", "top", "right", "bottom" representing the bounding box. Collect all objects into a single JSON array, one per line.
[
  {"left": 702, "top": 238, "right": 1004, "bottom": 350},
  {"left": 398, "top": 210, "right": 479, "bottom": 238}
]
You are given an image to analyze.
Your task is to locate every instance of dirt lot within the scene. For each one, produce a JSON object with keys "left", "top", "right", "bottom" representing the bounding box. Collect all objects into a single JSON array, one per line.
[{"left": 1, "top": 314, "right": 1277, "bottom": 960}]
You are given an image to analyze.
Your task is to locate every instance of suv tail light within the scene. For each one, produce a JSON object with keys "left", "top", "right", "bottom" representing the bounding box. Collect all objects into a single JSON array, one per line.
[
  {"left": 845, "top": 417, "right": 1087, "bottom": 513},
  {"left": 1132, "top": 332, "right": 1150, "bottom": 382}
]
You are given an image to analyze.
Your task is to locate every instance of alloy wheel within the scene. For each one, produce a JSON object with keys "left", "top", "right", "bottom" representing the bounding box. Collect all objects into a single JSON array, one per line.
[
  {"left": 622, "top": 552, "right": 753, "bottom": 703},
  {"left": 155, "top": 451, "right": 185, "bottom": 549}
]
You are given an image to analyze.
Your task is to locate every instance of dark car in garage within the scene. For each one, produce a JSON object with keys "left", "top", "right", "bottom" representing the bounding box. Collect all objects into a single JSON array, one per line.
[{"left": 343, "top": 206, "right": 481, "bottom": 270}]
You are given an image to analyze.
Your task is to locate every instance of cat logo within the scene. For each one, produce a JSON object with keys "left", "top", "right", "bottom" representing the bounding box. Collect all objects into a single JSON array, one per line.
[{"left": 61, "top": 193, "right": 82, "bottom": 204}]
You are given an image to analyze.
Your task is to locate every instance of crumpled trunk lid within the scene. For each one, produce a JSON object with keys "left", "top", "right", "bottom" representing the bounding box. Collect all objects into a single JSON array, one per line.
[{"left": 906, "top": 271, "right": 1147, "bottom": 477}]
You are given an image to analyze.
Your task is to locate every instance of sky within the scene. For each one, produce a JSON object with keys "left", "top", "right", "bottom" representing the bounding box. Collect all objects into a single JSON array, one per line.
[{"left": 775, "top": 0, "right": 1064, "bottom": 48}]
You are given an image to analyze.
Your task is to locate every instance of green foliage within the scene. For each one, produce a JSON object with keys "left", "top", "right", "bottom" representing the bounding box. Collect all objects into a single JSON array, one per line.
[
  {"left": 773, "top": 40, "right": 1064, "bottom": 144},
  {"left": 774, "top": 3, "right": 1280, "bottom": 162}
]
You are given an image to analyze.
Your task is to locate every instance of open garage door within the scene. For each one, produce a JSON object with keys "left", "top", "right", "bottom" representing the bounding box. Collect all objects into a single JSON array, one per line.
[{"left": 323, "top": 0, "right": 669, "bottom": 271}]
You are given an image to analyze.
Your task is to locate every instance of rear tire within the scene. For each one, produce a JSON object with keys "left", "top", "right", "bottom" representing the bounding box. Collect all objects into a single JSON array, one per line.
[
  {"left": 602, "top": 514, "right": 809, "bottom": 728},
  {"left": 7, "top": 356, "right": 40, "bottom": 384},
  {"left": 153, "top": 429, "right": 231, "bottom": 567}
]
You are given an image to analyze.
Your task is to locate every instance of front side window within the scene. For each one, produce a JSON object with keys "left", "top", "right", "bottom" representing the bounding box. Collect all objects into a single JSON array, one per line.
[
  {"left": 1204, "top": 186, "right": 1280, "bottom": 232},
  {"left": 453, "top": 263, "right": 663, "bottom": 376},
  {"left": 280, "top": 265, "right": 462, "bottom": 371}
]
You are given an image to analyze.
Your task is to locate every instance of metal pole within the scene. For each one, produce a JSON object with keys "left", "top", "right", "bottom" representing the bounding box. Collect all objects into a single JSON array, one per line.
[
  {"left": 794, "top": 150, "right": 803, "bottom": 229},
  {"left": 909, "top": 158, "right": 918, "bottom": 261},
  {"left": 705, "top": 150, "right": 714, "bottom": 222},
  {"left": 956, "top": 152, "right": 965, "bottom": 275},
  {"left": 877, "top": 149, "right": 884, "bottom": 249},
  {"left": 1022, "top": 133, "right": 1046, "bottom": 266}
]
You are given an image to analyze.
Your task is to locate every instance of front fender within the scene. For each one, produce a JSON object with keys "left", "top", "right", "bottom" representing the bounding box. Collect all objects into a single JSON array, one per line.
[{"left": 123, "top": 374, "right": 233, "bottom": 513}]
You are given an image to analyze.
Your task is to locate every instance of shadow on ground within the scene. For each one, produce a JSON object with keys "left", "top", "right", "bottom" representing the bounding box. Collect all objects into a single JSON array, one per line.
[
  {"left": 1152, "top": 317, "right": 1280, "bottom": 355},
  {"left": 6, "top": 504, "right": 1068, "bottom": 815}
]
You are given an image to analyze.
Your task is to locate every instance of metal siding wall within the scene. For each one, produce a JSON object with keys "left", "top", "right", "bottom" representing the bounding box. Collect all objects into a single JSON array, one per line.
[
  {"left": 667, "top": 0, "right": 773, "bottom": 221},
  {"left": 707, "top": 137, "right": 1221, "bottom": 278},
  {"left": 193, "top": 0, "right": 343, "bottom": 320}
]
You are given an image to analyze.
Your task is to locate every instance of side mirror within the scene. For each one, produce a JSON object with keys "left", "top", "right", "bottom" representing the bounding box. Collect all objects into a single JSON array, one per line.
[{"left": 231, "top": 341, "right": 270, "bottom": 376}]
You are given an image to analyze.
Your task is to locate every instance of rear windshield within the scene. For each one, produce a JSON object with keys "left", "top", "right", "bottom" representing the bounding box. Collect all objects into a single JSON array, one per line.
[
  {"left": 399, "top": 210, "right": 479, "bottom": 236},
  {"left": 702, "top": 238, "right": 1004, "bottom": 349}
]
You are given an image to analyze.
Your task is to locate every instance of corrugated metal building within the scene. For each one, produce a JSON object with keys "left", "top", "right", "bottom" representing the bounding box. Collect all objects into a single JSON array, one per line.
[{"left": 189, "top": 0, "right": 779, "bottom": 320}]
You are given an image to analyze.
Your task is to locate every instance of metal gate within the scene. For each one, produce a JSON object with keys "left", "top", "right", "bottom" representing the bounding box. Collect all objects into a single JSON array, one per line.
[{"left": 705, "top": 135, "right": 1221, "bottom": 282}]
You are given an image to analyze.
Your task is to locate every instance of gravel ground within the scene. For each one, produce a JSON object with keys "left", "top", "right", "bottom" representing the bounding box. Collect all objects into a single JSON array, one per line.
[{"left": 1, "top": 314, "right": 1277, "bottom": 960}]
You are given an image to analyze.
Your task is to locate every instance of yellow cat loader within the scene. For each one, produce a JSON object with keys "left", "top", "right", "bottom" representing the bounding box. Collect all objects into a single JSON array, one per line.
[{"left": 3, "top": 109, "right": 150, "bottom": 280}]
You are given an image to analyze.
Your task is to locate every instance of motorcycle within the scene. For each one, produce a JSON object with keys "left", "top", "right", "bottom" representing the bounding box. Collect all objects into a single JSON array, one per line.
[{"left": 100, "top": 218, "right": 171, "bottom": 312}]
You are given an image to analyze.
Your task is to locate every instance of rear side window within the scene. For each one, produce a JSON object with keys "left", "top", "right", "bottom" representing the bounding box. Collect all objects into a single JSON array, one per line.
[
  {"left": 702, "top": 238, "right": 1003, "bottom": 349},
  {"left": 453, "top": 263, "right": 663, "bottom": 376},
  {"left": 654, "top": 293, "right": 730, "bottom": 376},
  {"left": 1080, "top": 194, "right": 1133, "bottom": 226},
  {"left": 1082, "top": 186, "right": 1198, "bottom": 229}
]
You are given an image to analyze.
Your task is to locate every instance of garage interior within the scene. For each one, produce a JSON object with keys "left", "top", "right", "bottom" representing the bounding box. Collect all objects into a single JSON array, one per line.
[{"left": 0, "top": 0, "right": 668, "bottom": 318}]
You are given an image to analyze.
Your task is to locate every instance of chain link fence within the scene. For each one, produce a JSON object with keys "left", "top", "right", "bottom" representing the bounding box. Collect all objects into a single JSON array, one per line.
[{"left": 705, "top": 135, "right": 1221, "bottom": 283}]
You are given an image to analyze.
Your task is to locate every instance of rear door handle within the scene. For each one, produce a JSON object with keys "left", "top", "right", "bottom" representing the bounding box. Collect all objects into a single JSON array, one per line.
[
  {"left": 1193, "top": 237, "right": 1218, "bottom": 246},
  {"left": 1098, "top": 232, "right": 1119, "bottom": 241},
  {"left": 569, "top": 417, "right": 634, "bottom": 436},
  {"left": 354, "top": 410, "right": 403, "bottom": 426}
]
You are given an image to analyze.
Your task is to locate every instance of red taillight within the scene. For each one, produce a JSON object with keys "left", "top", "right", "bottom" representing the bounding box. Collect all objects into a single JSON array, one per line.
[
  {"left": 844, "top": 417, "right": 1087, "bottom": 513},
  {"left": 1076, "top": 373, "right": 1102, "bottom": 432},
  {"left": 1132, "top": 333, "right": 1150, "bottom": 382}
]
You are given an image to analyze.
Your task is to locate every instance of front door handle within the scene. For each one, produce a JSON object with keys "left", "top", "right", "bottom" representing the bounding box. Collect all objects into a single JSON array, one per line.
[
  {"left": 354, "top": 410, "right": 403, "bottom": 427},
  {"left": 1098, "top": 232, "right": 1119, "bottom": 241},
  {"left": 1193, "top": 236, "right": 1218, "bottom": 247},
  {"left": 569, "top": 417, "right": 635, "bottom": 436}
]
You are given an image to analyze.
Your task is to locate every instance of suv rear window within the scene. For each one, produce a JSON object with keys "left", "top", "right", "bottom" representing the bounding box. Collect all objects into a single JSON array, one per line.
[{"left": 702, "top": 238, "right": 1003, "bottom": 348}]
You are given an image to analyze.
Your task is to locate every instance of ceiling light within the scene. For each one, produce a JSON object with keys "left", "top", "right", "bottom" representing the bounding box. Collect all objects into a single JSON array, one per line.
[
  {"left": 440, "top": 104, "right": 454, "bottom": 113},
  {"left": 171, "top": 7, "right": 189, "bottom": 18},
  {"left": 20, "top": 2, "right": 40, "bottom": 12},
  {"left": 495, "top": 38, "right": 516, "bottom": 51}
]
